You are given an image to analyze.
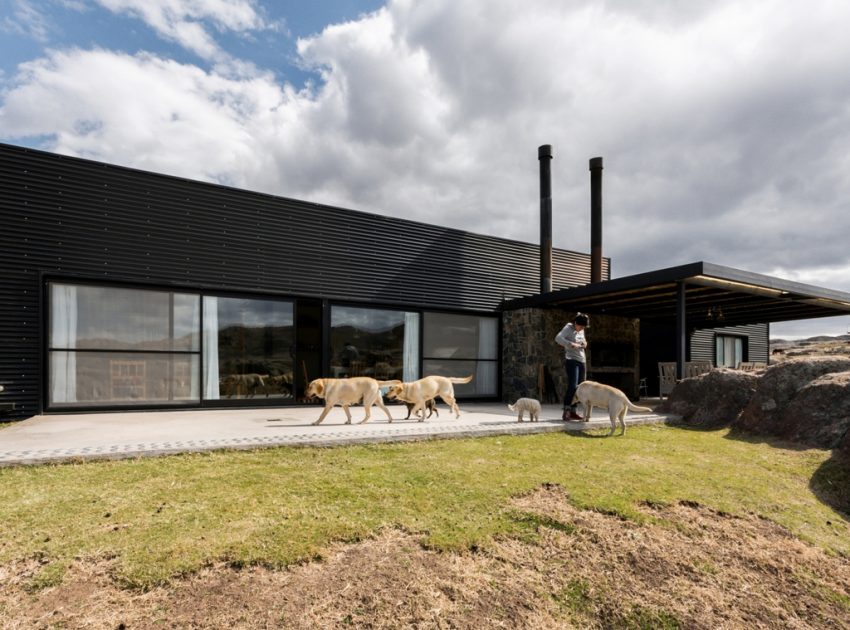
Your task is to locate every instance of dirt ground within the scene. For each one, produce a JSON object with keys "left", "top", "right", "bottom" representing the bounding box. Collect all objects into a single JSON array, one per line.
[{"left": 3, "top": 484, "right": 850, "bottom": 629}]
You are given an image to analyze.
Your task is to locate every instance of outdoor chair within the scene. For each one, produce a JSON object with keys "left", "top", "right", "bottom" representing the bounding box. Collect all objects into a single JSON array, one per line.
[
  {"left": 685, "top": 360, "right": 713, "bottom": 378},
  {"left": 658, "top": 362, "right": 677, "bottom": 399}
]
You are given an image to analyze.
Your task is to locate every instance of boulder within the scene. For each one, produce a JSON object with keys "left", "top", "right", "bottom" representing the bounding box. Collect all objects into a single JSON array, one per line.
[
  {"left": 841, "top": 431, "right": 850, "bottom": 458},
  {"left": 772, "top": 371, "right": 850, "bottom": 449},
  {"left": 735, "top": 357, "right": 850, "bottom": 436},
  {"left": 656, "top": 368, "right": 759, "bottom": 428}
]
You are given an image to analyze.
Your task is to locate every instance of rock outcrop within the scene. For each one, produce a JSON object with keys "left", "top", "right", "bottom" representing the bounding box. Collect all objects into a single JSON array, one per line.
[
  {"left": 735, "top": 357, "right": 850, "bottom": 440},
  {"left": 765, "top": 371, "right": 850, "bottom": 450},
  {"left": 656, "top": 368, "right": 758, "bottom": 428},
  {"left": 656, "top": 357, "right": 850, "bottom": 452}
]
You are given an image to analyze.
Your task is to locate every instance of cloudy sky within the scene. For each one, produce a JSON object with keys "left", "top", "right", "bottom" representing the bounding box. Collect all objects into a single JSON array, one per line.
[{"left": 2, "top": 0, "right": 850, "bottom": 339}]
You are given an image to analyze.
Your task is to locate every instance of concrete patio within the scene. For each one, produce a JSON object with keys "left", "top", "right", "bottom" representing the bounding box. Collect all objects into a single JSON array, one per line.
[{"left": 0, "top": 401, "right": 677, "bottom": 466}]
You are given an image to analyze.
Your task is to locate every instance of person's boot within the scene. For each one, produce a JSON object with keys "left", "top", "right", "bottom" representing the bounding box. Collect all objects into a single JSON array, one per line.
[
  {"left": 568, "top": 410, "right": 585, "bottom": 421},
  {"left": 561, "top": 409, "right": 570, "bottom": 421}
]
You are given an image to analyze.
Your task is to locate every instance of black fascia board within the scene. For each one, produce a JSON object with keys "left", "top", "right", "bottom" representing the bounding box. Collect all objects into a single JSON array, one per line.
[
  {"left": 499, "top": 260, "right": 850, "bottom": 319},
  {"left": 499, "top": 262, "right": 707, "bottom": 311}
]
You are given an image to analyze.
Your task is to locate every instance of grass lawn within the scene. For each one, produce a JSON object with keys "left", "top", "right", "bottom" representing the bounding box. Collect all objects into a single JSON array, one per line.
[{"left": 1, "top": 424, "right": 848, "bottom": 590}]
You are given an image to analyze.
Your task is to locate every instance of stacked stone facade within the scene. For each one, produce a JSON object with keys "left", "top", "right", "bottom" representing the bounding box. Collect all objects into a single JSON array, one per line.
[{"left": 502, "top": 308, "right": 640, "bottom": 404}]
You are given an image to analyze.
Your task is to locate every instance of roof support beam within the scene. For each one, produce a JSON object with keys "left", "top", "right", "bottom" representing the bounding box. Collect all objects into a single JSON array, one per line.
[{"left": 676, "top": 281, "right": 687, "bottom": 380}]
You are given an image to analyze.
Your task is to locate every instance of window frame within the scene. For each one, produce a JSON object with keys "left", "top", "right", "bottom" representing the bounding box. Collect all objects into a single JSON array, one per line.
[
  {"left": 715, "top": 333, "right": 747, "bottom": 368},
  {"left": 200, "top": 293, "right": 296, "bottom": 406},
  {"left": 45, "top": 280, "right": 203, "bottom": 409},
  {"left": 421, "top": 311, "right": 501, "bottom": 398},
  {"left": 42, "top": 277, "right": 503, "bottom": 412}
]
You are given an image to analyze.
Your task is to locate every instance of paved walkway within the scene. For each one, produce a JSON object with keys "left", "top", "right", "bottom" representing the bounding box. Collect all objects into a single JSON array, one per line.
[{"left": 0, "top": 402, "right": 677, "bottom": 466}]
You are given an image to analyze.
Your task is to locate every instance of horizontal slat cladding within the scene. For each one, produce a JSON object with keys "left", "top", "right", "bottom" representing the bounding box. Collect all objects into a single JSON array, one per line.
[
  {"left": 0, "top": 269, "right": 41, "bottom": 419},
  {"left": 690, "top": 323, "right": 769, "bottom": 363},
  {"left": 1, "top": 143, "right": 598, "bottom": 418},
  {"left": 1, "top": 145, "right": 595, "bottom": 310}
]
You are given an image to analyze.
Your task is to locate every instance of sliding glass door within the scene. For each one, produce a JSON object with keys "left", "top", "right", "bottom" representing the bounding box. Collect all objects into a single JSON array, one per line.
[
  {"left": 47, "top": 281, "right": 499, "bottom": 409},
  {"left": 48, "top": 283, "right": 295, "bottom": 408},
  {"left": 48, "top": 283, "right": 201, "bottom": 407},
  {"left": 203, "top": 296, "right": 294, "bottom": 401},
  {"left": 422, "top": 312, "right": 498, "bottom": 397},
  {"left": 329, "top": 306, "right": 420, "bottom": 382}
]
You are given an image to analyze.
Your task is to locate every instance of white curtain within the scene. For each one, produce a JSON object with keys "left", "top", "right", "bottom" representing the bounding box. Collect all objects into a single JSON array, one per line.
[
  {"left": 203, "top": 296, "right": 220, "bottom": 399},
  {"left": 50, "top": 284, "right": 78, "bottom": 403},
  {"left": 403, "top": 312, "right": 420, "bottom": 382},
  {"left": 716, "top": 336, "right": 743, "bottom": 368},
  {"left": 188, "top": 296, "right": 202, "bottom": 399},
  {"left": 475, "top": 317, "right": 498, "bottom": 395}
]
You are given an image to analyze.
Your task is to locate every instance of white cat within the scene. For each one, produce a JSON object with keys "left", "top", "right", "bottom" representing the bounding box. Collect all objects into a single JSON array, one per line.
[{"left": 507, "top": 397, "right": 541, "bottom": 422}]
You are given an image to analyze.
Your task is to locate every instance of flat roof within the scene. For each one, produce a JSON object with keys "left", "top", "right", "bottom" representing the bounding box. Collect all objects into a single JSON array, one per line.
[{"left": 500, "top": 261, "right": 850, "bottom": 329}]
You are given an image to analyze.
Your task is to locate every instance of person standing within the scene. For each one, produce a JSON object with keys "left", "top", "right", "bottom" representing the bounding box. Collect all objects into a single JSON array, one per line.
[{"left": 555, "top": 313, "right": 589, "bottom": 421}]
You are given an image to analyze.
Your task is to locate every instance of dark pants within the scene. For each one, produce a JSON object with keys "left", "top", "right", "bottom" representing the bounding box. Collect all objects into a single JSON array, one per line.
[{"left": 563, "top": 359, "right": 586, "bottom": 410}]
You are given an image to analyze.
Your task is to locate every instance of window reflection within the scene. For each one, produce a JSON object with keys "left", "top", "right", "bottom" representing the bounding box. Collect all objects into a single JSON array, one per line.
[
  {"left": 49, "top": 283, "right": 201, "bottom": 406},
  {"left": 330, "top": 306, "right": 419, "bottom": 381},
  {"left": 51, "top": 284, "right": 199, "bottom": 351},
  {"left": 51, "top": 352, "right": 199, "bottom": 405},
  {"left": 203, "top": 297, "right": 294, "bottom": 400},
  {"left": 423, "top": 313, "right": 498, "bottom": 397}
]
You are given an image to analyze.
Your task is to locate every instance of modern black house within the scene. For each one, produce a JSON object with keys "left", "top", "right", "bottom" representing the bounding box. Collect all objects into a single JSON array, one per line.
[
  {"left": 0, "top": 142, "right": 605, "bottom": 420},
  {"left": 3, "top": 142, "right": 850, "bottom": 421}
]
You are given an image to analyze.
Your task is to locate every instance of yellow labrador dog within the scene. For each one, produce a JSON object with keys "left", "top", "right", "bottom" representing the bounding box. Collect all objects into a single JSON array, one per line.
[
  {"left": 386, "top": 375, "right": 473, "bottom": 420},
  {"left": 305, "top": 377, "right": 400, "bottom": 425},
  {"left": 572, "top": 380, "right": 652, "bottom": 436}
]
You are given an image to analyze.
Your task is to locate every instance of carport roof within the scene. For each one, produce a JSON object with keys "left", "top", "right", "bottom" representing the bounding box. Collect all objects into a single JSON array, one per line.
[{"left": 500, "top": 261, "right": 850, "bottom": 329}]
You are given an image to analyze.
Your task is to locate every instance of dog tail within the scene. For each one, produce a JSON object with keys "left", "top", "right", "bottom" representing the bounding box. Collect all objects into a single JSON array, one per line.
[
  {"left": 448, "top": 374, "right": 474, "bottom": 384},
  {"left": 626, "top": 402, "right": 653, "bottom": 414},
  {"left": 377, "top": 379, "right": 402, "bottom": 387}
]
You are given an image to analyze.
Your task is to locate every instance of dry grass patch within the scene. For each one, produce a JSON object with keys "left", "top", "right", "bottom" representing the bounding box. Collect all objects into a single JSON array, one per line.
[
  {"left": 2, "top": 425, "right": 850, "bottom": 627},
  {"left": 4, "top": 484, "right": 850, "bottom": 629}
]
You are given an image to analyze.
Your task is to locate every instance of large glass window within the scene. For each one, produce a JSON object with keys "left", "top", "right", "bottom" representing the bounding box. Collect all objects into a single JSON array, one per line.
[
  {"left": 716, "top": 335, "right": 744, "bottom": 368},
  {"left": 330, "top": 306, "right": 420, "bottom": 381},
  {"left": 48, "top": 283, "right": 200, "bottom": 406},
  {"left": 203, "top": 296, "right": 294, "bottom": 400},
  {"left": 423, "top": 312, "right": 498, "bottom": 396}
]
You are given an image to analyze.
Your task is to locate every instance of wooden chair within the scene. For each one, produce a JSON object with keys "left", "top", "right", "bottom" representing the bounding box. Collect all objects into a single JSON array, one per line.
[
  {"left": 685, "top": 361, "right": 713, "bottom": 378},
  {"left": 737, "top": 361, "right": 767, "bottom": 372},
  {"left": 658, "top": 362, "right": 677, "bottom": 399}
]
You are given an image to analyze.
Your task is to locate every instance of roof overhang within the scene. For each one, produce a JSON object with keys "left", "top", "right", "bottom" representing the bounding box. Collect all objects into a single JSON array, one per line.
[{"left": 500, "top": 261, "right": 850, "bottom": 329}]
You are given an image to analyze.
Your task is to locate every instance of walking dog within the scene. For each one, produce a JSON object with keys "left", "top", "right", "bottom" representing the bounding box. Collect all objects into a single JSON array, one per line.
[
  {"left": 305, "top": 377, "right": 400, "bottom": 425},
  {"left": 385, "top": 375, "right": 473, "bottom": 420},
  {"left": 572, "top": 381, "right": 652, "bottom": 436}
]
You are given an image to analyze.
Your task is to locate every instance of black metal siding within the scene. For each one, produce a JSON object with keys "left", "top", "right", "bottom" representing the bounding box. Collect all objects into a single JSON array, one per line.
[
  {"left": 0, "top": 143, "right": 604, "bottom": 419},
  {"left": 690, "top": 323, "right": 769, "bottom": 364}
]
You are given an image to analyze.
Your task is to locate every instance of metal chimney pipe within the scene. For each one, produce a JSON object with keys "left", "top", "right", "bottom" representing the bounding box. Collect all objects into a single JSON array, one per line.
[
  {"left": 589, "top": 156, "right": 603, "bottom": 284},
  {"left": 539, "top": 144, "right": 553, "bottom": 293}
]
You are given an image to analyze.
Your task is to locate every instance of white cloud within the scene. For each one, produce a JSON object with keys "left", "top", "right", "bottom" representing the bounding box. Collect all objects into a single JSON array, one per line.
[
  {"left": 3, "top": 0, "right": 850, "bottom": 338},
  {"left": 92, "top": 0, "right": 274, "bottom": 61},
  {"left": 2, "top": 0, "right": 51, "bottom": 42},
  {"left": 0, "top": 48, "right": 279, "bottom": 182}
]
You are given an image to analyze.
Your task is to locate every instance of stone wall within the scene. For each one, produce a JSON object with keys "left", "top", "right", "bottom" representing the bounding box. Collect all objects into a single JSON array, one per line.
[
  {"left": 502, "top": 308, "right": 640, "bottom": 404},
  {"left": 583, "top": 312, "right": 641, "bottom": 399},
  {"left": 502, "top": 308, "right": 570, "bottom": 405}
]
